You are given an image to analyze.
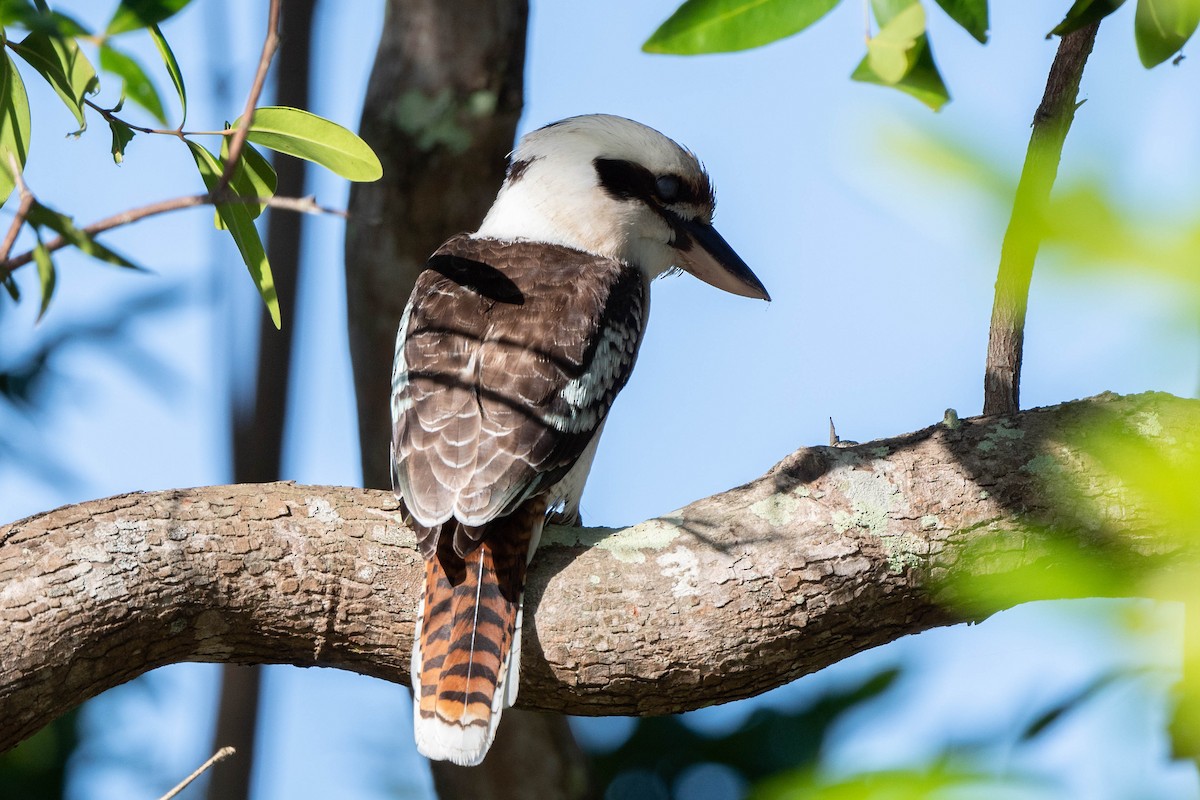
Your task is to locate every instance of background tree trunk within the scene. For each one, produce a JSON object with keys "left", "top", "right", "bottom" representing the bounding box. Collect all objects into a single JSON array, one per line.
[
  {"left": 343, "top": 1, "right": 590, "bottom": 797},
  {"left": 211, "top": 2, "right": 318, "bottom": 796},
  {"left": 2, "top": 392, "right": 1190, "bottom": 755}
]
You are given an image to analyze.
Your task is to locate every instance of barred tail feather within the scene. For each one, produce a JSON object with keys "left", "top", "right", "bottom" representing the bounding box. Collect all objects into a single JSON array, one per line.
[{"left": 411, "top": 500, "right": 544, "bottom": 766}]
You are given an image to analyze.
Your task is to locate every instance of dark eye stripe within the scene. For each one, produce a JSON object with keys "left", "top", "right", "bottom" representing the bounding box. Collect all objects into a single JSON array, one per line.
[{"left": 593, "top": 158, "right": 704, "bottom": 207}]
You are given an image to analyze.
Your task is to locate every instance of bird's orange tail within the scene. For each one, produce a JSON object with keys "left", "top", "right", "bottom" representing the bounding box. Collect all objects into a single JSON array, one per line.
[{"left": 411, "top": 500, "right": 543, "bottom": 766}]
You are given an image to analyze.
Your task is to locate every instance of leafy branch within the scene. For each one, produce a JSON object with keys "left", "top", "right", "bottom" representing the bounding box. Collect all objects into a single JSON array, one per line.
[
  {"left": 0, "top": 0, "right": 382, "bottom": 328},
  {"left": 644, "top": 0, "right": 1198, "bottom": 110}
]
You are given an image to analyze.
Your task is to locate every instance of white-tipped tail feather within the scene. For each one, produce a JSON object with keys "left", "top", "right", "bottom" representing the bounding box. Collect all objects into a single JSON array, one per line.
[{"left": 410, "top": 592, "right": 523, "bottom": 767}]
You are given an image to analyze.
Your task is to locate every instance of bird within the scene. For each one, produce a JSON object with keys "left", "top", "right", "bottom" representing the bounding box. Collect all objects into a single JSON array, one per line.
[{"left": 390, "top": 113, "right": 769, "bottom": 766}]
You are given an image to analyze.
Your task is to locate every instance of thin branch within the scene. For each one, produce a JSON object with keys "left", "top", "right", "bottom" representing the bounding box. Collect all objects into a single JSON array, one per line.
[
  {"left": 157, "top": 747, "right": 236, "bottom": 800},
  {"left": 83, "top": 98, "right": 232, "bottom": 139},
  {"left": 0, "top": 153, "right": 33, "bottom": 264},
  {"left": 982, "top": 22, "right": 1101, "bottom": 416},
  {"left": 0, "top": 193, "right": 345, "bottom": 277},
  {"left": 216, "top": 0, "right": 282, "bottom": 195}
]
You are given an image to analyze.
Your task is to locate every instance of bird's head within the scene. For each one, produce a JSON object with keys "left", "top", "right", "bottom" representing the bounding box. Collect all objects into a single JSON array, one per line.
[{"left": 475, "top": 114, "right": 769, "bottom": 301}]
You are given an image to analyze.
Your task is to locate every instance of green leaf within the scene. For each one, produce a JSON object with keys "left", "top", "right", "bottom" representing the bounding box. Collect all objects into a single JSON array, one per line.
[
  {"left": 234, "top": 106, "right": 382, "bottom": 182},
  {"left": 866, "top": 2, "right": 926, "bottom": 83},
  {"left": 0, "top": 3, "right": 90, "bottom": 36},
  {"left": 852, "top": 34, "right": 950, "bottom": 111},
  {"left": 186, "top": 140, "right": 280, "bottom": 329},
  {"left": 108, "top": 117, "right": 134, "bottom": 163},
  {"left": 1051, "top": 0, "right": 1127, "bottom": 36},
  {"left": 99, "top": 44, "right": 166, "bottom": 125},
  {"left": 9, "top": 30, "right": 97, "bottom": 130},
  {"left": 32, "top": 233, "right": 53, "bottom": 320},
  {"left": 0, "top": 0, "right": 38, "bottom": 27},
  {"left": 933, "top": 0, "right": 988, "bottom": 42},
  {"left": 0, "top": 52, "right": 32, "bottom": 209},
  {"left": 2, "top": 271, "right": 18, "bottom": 301},
  {"left": 1135, "top": 0, "right": 1200, "bottom": 66},
  {"left": 214, "top": 138, "right": 276, "bottom": 229},
  {"left": 26, "top": 201, "right": 142, "bottom": 270},
  {"left": 643, "top": 0, "right": 841, "bottom": 53},
  {"left": 148, "top": 23, "right": 185, "bottom": 124},
  {"left": 106, "top": 0, "right": 193, "bottom": 35}
]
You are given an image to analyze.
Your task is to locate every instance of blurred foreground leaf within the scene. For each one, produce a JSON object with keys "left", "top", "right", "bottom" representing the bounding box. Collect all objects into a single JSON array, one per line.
[
  {"left": 643, "top": 0, "right": 841, "bottom": 54},
  {"left": 99, "top": 44, "right": 166, "bottom": 125},
  {"left": 1051, "top": 0, "right": 1127, "bottom": 36},
  {"left": 932, "top": 0, "right": 988, "bottom": 43},
  {"left": 106, "top": 0, "right": 193, "bottom": 35},
  {"left": 1134, "top": 0, "right": 1200, "bottom": 67}
]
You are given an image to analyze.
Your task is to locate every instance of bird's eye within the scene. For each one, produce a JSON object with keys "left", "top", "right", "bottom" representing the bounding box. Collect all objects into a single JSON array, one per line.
[{"left": 655, "top": 175, "right": 680, "bottom": 202}]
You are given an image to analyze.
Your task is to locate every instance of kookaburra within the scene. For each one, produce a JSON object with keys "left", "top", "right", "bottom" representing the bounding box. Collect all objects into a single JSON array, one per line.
[{"left": 391, "top": 114, "right": 769, "bottom": 766}]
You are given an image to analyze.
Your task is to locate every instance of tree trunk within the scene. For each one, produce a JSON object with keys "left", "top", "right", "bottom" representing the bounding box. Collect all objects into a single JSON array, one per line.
[
  {"left": 2, "top": 392, "right": 1190, "bottom": 754},
  {"left": 343, "top": 1, "right": 586, "bottom": 796}
]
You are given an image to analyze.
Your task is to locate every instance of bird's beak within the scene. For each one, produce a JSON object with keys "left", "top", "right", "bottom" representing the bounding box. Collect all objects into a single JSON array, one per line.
[{"left": 674, "top": 218, "right": 770, "bottom": 301}]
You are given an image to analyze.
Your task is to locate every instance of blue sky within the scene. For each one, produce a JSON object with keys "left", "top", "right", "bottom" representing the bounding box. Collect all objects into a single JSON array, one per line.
[{"left": 2, "top": 1, "right": 1199, "bottom": 798}]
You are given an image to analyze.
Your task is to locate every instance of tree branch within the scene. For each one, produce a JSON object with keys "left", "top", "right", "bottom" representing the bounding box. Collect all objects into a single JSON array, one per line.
[
  {"left": 982, "top": 22, "right": 1101, "bottom": 416},
  {"left": 1, "top": 392, "right": 1191, "bottom": 753},
  {"left": 215, "top": 0, "right": 281, "bottom": 196},
  {"left": 0, "top": 193, "right": 344, "bottom": 277}
]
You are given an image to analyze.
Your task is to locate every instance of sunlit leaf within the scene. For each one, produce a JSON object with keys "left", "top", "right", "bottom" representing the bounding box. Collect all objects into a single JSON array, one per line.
[
  {"left": 852, "top": 34, "right": 950, "bottom": 110},
  {"left": 32, "top": 234, "right": 53, "bottom": 320},
  {"left": 866, "top": 2, "right": 926, "bottom": 83},
  {"left": 99, "top": 44, "right": 166, "bottom": 125},
  {"left": 1051, "top": 0, "right": 1127, "bottom": 36},
  {"left": 9, "top": 30, "right": 98, "bottom": 130},
  {"left": 26, "top": 202, "right": 142, "bottom": 270},
  {"left": 216, "top": 137, "right": 276, "bottom": 228},
  {"left": 0, "top": 52, "right": 32, "bottom": 209},
  {"left": 186, "top": 140, "right": 280, "bottom": 329},
  {"left": 933, "top": 0, "right": 988, "bottom": 42},
  {"left": 106, "top": 0, "right": 192, "bottom": 35},
  {"left": 148, "top": 23, "right": 185, "bottom": 124},
  {"left": 643, "top": 0, "right": 841, "bottom": 53},
  {"left": 1134, "top": 0, "right": 1200, "bottom": 66},
  {"left": 234, "top": 106, "right": 382, "bottom": 182}
]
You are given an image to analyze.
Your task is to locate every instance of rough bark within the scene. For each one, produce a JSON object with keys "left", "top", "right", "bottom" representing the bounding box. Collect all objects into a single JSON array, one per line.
[{"left": 3, "top": 392, "right": 1192, "bottom": 754}]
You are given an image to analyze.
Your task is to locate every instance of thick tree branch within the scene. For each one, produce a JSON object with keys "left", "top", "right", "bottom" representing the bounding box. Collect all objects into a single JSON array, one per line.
[{"left": 1, "top": 392, "right": 1192, "bottom": 753}]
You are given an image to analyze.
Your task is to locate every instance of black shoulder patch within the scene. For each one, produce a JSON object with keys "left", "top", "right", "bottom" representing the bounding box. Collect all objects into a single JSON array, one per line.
[{"left": 427, "top": 254, "right": 525, "bottom": 304}]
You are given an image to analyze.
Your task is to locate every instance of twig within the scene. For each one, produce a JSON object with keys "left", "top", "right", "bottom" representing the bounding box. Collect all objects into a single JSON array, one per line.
[
  {"left": 156, "top": 746, "right": 236, "bottom": 800},
  {"left": 0, "top": 152, "right": 33, "bottom": 265},
  {"left": 216, "top": 0, "right": 282, "bottom": 195},
  {"left": 83, "top": 98, "right": 231, "bottom": 139},
  {"left": 0, "top": 192, "right": 346, "bottom": 277},
  {"left": 982, "top": 22, "right": 1101, "bottom": 416}
]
